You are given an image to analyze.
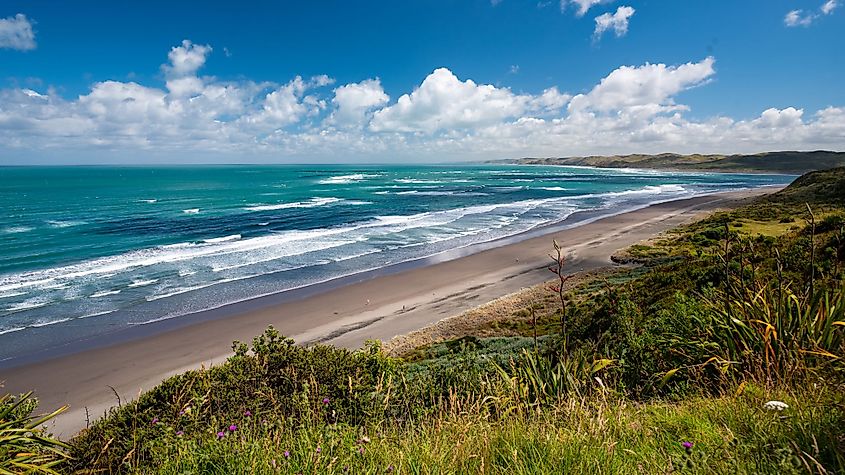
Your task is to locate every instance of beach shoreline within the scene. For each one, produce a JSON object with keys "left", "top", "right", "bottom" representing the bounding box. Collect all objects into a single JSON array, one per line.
[{"left": 0, "top": 188, "right": 776, "bottom": 438}]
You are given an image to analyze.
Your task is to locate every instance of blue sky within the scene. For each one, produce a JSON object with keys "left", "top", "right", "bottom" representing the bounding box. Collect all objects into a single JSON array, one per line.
[{"left": 1, "top": 0, "right": 843, "bottom": 163}]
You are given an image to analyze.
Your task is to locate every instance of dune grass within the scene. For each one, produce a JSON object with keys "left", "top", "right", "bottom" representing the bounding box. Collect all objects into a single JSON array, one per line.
[{"left": 130, "top": 385, "right": 843, "bottom": 475}]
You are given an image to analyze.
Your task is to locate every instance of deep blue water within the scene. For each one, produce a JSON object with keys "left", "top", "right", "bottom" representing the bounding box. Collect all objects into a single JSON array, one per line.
[{"left": 0, "top": 164, "right": 792, "bottom": 360}]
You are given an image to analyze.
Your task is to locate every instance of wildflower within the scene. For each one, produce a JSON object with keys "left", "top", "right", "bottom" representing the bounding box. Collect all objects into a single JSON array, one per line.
[
  {"left": 322, "top": 397, "right": 330, "bottom": 405},
  {"left": 386, "top": 465, "right": 394, "bottom": 472},
  {"left": 316, "top": 446, "right": 322, "bottom": 454},
  {"left": 284, "top": 450, "right": 290, "bottom": 458},
  {"left": 271, "top": 459, "right": 277, "bottom": 469},
  {"left": 229, "top": 424, "right": 238, "bottom": 432},
  {"left": 682, "top": 441, "right": 693, "bottom": 449},
  {"left": 151, "top": 417, "right": 159, "bottom": 425},
  {"left": 217, "top": 431, "right": 226, "bottom": 439},
  {"left": 178, "top": 410, "right": 185, "bottom": 416},
  {"left": 244, "top": 410, "right": 252, "bottom": 417},
  {"left": 763, "top": 400, "right": 789, "bottom": 411},
  {"left": 362, "top": 436, "right": 371, "bottom": 444},
  {"left": 176, "top": 430, "right": 184, "bottom": 437},
  {"left": 358, "top": 446, "right": 365, "bottom": 455}
]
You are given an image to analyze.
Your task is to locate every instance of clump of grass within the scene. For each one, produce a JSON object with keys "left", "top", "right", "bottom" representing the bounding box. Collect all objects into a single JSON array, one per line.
[
  {"left": 0, "top": 392, "right": 68, "bottom": 474},
  {"left": 700, "top": 282, "right": 845, "bottom": 386}
]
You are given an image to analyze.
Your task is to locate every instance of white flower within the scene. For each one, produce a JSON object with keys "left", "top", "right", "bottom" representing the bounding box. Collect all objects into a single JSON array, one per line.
[{"left": 763, "top": 400, "right": 789, "bottom": 411}]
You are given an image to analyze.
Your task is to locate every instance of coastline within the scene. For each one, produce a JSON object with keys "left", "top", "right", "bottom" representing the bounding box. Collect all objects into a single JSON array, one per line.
[{"left": 0, "top": 188, "right": 775, "bottom": 438}]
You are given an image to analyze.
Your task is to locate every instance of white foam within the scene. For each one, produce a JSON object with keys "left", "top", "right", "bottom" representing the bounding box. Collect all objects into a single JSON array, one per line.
[
  {"left": 395, "top": 178, "right": 445, "bottom": 184},
  {"left": 183, "top": 208, "right": 200, "bottom": 214},
  {"left": 30, "top": 317, "right": 72, "bottom": 328},
  {"left": 128, "top": 279, "right": 159, "bottom": 288},
  {"left": 0, "top": 291, "right": 27, "bottom": 299},
  {"left": 90, "top": 290, "right": 121, "bottom": 298},
  {"left": 46, "top": 220, "right": 86, "bottom": 228},
  {"left": 245, "top": 197, "right": 341, "bottom": 211},
  {"left": 145, "top": 283, "right": 218, "bottom": 302},
  {"left": 318, "top": 174, "right": 380, "bottom": 185},
  {"left": 2, "top": 226, "right": 33, "bottom": 234},
  {"left": 396, "top": 191, "right": 455, "bottom": 196},
  {"left": 540, "top": 187, "right": 568, "bottom": 191},
  {"left": 0, "top": 326, "right": 25, "bottom": 335},
  {"left": 203, "top": 234, "right": 242, "bottom": 244},
  {"left": 140, "top": 199, "right": 157, "bottom": 203},
  {"left": 6, "top": 300, "right": 49, "bottom": 313},
  {"left": 77, "top": 310, "right": 115, "bottom": 319}
]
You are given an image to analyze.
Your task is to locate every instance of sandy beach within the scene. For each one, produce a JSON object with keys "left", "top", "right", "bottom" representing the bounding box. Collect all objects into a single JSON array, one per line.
[{"left": 0, "top": 188, "right": 774, "bottom": 437}]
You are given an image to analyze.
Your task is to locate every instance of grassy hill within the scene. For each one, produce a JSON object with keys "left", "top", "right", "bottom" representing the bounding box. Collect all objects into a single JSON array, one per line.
[{"left": 511, "top": 150, "right": 845, "bottom": 174}]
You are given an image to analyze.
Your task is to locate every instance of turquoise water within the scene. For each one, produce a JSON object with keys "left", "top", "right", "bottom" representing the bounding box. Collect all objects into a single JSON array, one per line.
[{"left": 0, "top": 165, "right": 792, "bottom": 361}]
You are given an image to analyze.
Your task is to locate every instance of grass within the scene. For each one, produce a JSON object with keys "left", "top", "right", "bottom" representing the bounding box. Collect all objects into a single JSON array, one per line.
[
  {"left": 0, "top": 392, "right": 68, "bottom": 474},
  {"left": 129, "top": 386, "right": 844, "bottom": 474}
]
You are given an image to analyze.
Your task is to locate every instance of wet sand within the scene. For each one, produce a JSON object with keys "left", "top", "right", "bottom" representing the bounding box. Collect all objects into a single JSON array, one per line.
[{"left": 0, "top": 188, "right": 774, "bottom": 437}]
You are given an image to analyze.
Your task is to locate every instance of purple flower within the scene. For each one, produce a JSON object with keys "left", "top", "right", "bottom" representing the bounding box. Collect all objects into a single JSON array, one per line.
[
  {"left": 178, "top": 410, "right": 185, "bottom": 416},
  {"left": 176, "top": 430, "right": 184, "bottom": 436},
  {"left": 358, "top": 446, "right": 365, "bottom": 455},
  {"left": 283, "top": 450, "right": 290, "bottom": 459},
  {"left": 217, "top": 431, "right": 226, "bottom": 439},
  {"left": 151, "top": 417, "right": 159, "bottom": 425},
  {"left": 229, "top": 424, "right": 238, "bottom": 432},
  {"left": 322, "top": 397, "right": 330, "bottom": 405},
  {"left": 682, "top": 441, "right": 693, "bottom": 449},
  {"left": 244, "top": 410, "right": 252, "bottom": 417},
  {"left": 316, "top": 446, "right": 322, "bottom": 454},
  {"left": 386, "top": 465, "right": 394, "bottom": 473}
]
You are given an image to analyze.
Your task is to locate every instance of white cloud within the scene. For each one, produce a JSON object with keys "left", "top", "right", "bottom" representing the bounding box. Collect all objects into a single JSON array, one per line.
[
  {"left": 785, "top": 0, "right": 839, "bottom": 27},
  {"left": 562, "top": 0, "right": 614, "bottom": 16},
  {"left": 593, "top": 6, "right": 635, "bottom": 40},
  {"left": 370, "top": 68, "right": 533, "bottom": 133},
  {"left": 822, "top": 0, "right": 839, "bottom": 14},
  {"left": 0, "top": 43, "right": 842, "bottom": 162},
  {"left": 0, "top": 13, "right": 36, "bottom": 51},
  {"left": 164, "top": 40, "right": 212, "bottom": 77},
  {"left": 329, "top": 79, "right": 389, "bottom": 127},
  {"left": 568, "top": 57, "right": 715, "bottom": 114},
  {"left": 785, "top": 9, "right": 815, "bottom": 26}
]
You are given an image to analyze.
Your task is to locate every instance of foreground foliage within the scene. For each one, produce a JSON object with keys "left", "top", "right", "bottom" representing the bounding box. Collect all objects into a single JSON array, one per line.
[{"left": 0, "top": 392, "right": 68, "bottom": 474}]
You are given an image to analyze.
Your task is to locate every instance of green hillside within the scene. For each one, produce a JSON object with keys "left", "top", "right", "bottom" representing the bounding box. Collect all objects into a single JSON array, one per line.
[{"left": 513, "top": 150, "right": 845, "bottom": 174}]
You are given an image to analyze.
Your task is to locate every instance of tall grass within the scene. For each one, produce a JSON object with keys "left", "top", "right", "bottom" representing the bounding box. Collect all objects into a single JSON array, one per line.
[
  {"left": 701, "top": 282, "right": 845, "bottom": 386},
  {"left": 0, "top": 392, "right": 68, "bottom": 474},
  {"left": 131, "top": 386, "right": 845, "bottom": 474}
]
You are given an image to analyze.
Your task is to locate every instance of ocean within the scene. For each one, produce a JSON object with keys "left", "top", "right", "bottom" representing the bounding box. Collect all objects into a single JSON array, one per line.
[{"left": 0, "top": 164, "right": 792, "bottom": 362}]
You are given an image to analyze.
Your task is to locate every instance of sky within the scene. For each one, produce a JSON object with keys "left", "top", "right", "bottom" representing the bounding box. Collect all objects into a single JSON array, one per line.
[{"left": 0, "top": 0, "right": 843, "bottom": 164}]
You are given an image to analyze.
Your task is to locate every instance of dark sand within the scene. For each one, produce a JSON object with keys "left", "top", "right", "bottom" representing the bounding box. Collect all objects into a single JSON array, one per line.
[{"left": 0, "top": 189, "right": 773, "bottom": 437}]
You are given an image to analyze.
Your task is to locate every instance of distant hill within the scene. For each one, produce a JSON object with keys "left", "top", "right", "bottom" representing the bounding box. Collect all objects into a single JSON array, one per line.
[
  {"left": 766, "top": 166, "right": 845, "bottom": 204},
  {"left": 509, "top": 151, "right": 845, "bottom": 174}
]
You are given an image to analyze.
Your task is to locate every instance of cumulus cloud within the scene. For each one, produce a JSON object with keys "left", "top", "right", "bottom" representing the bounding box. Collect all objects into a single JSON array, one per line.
[
  {"left": 0, "top": 42, "right": 842, "bottom": 162},
  {"left": 0, "top": 13, "right": 36, "bottom": 50},
  {"left": 593, "top": 6, "right": 635, "bottom": 40},
  {"left": 329, "top": 79, "right": 389, "bottom": 127},
  {"left": 370, "top": 68, "right": 532, "bottom": 133},
  {"left": 568, "top": 57, "right": 715, "bottom": 115}
]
